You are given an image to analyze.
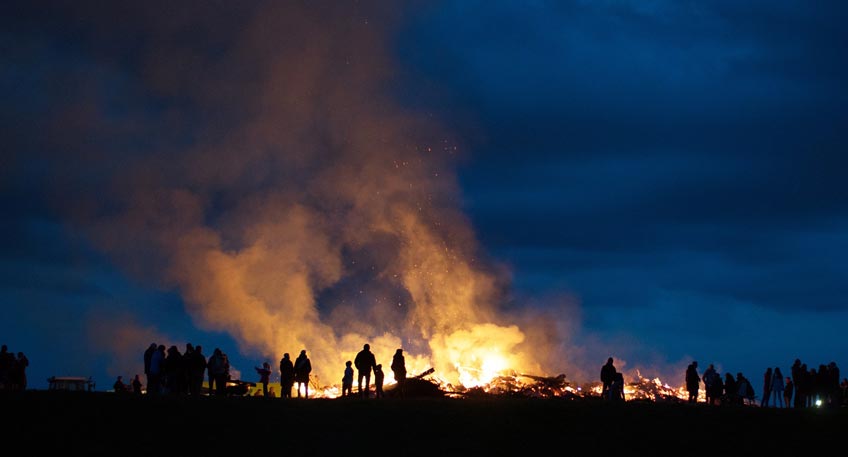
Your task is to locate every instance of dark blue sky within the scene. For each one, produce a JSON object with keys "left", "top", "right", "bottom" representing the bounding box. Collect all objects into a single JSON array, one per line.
[{"left": 2, "top": 1, "right": 846, "bottom": 391}]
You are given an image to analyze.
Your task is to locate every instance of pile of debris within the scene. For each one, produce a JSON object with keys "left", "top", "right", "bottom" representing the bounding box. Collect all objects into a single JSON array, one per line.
[{"left": 384, "top": 368, "right": 445, "bottom": 398}]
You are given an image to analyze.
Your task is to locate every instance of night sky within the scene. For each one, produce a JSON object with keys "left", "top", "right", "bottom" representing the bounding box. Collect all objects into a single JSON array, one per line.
[{"left": 2, "top": 1, "right": 846, "bottom": 392}]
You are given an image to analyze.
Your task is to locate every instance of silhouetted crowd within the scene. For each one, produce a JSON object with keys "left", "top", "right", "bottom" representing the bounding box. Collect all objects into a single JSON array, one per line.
[
  {"left": 0, "top": 344, "right": 28, "bottom": 391},
  {"left": 602, "top": 357, "right": 847, "bottom": 409},
  {"left": 128, "top": 341, "right": 406, "bottom": 400}
]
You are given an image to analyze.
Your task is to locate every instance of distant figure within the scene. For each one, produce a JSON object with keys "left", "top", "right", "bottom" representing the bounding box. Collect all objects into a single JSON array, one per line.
[
  {"left": 0, "top": 344, "right": 12, "bottom": 389},
  {"left": 207, "top": 348, "right": 228, "bottom": 396},
  {"left": 761, "top": 367, "right": 773, "bottom": 407},
  {"left": 255, "top": 361, "right": 272, "bottom": 397},
  {"left": 391, "top": 349, "right": 407, "bottom": 398},
  {"left": 610, "top": 372, "right": 625, "bottom": 402},
  {"left": 342, "top": 361, "right": 354, "bottom": 397},
  {"left": 685, "top": 361, "right": 700, "bottom": 403},
  {"left": 148, "top": 344, "right": 166, "bottom": 396},
  {"left": 279, "top": 353, "right": 294, "bottom": 399},
  {"left": 354, "top": 344, "right": 377, "bottom": 399},
  {"left": 294, "top": 350, "right": 312, "bottom": 398},
  {"left": 268, "top": 386, "right": 276, "bottom": 398},
  {"left": 14, "top": 352, "right": 29, "bottom": 391},
  {"left": 188, "top": 345, "right": 207, "bottom": 396},
  {"left": 783, "top": 376, "right": 794, "bottom": 408},
  {"left": 791, "top": 359, "right": 804, "bottom": 408},
  {"left": 113, "top": 375, "right": 127, "bottom": 393},
  {"left": 143, "top": 343, "right": 156, "bottom": 390},
  {"left": 736, "top": 372, "right": 754, "bottom": 405},
  {"left": 163, "top": 345, "right": 185, "bottom": 395},
  {"left": 827, "top": 362, "right": 840, "bottom": 409},
  {"left": 702, "top": 364, "right": 720, "bottom": 405},
  {"left": 771, "top": 367, "right": 784, "bottom": 408},
  {"left": 374, "top": 364, "right": 385, "bottom": 399},
  {"left": 723, "top": 372, "right": 737, "bottom": 405},
  {"left": 132, "top": 374, "right": 143, "bottom": 395},
  {"left": 600, "top": 357, "right": 617, "bottom": 400}
]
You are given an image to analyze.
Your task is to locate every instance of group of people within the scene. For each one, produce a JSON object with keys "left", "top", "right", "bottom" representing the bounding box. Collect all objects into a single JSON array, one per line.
[
  {"left": 603, "top": 356, "right": 845, "bottom": 408},
  {"left": 0, "top": 345, "right": 28, "bottom": 391},
  {"left": 338, "top": 344, "right": 407, "bottom": 399},
  {"left": 135, "top": 341, "right": 408, "bottom": 400},
  {"left": 112, "top": 374, "right": 143, "bottom": 395},
  {"left": 599, "top": 357, "right": 625, "bottom": 401}
]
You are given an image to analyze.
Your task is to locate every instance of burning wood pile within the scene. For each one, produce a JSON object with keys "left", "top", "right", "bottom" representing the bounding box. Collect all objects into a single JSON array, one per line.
[
  {"left": 385, "top": 368, "right": 445, "bottom": 398},
  {"left": 445, "top": 371, "right": 580, "bottom": 399}
]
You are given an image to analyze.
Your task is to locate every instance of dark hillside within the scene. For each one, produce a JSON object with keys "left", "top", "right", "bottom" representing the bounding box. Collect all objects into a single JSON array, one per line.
[{"left": 2, "top": 391, "right": 844, "bottom": 456}]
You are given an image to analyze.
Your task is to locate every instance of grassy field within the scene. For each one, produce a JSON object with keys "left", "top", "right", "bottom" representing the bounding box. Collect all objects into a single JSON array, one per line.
[{"left": 3, "top": 390, "right": 845, "bottom": 456}]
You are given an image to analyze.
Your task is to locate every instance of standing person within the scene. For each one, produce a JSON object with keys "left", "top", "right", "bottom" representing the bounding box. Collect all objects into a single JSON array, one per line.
[
  {"left": 132, "top": 374, "right": 143, "bottom": 395},
  {"left": 791, "top": 359, "right": 804, "bottom": 408},
  {"left": 113, "top": 376, "right": 127, "bottom": 393},
  {"left": 148, "top": 344, "right": 166, "bottom": 396},
  {"left": 783, "top": 376, "right": 794, "bottom": 408},
  {"left": 255, "top": 362, "right": 272, "bottom": 397},
  {"left": 723, "top": 372, "right": 737, "bottom": 405},
  {"left": 354, "top": 343, "right": 377, "bottom": 399},
  {"left": 342, "top": 361, "right": 354, "bottom": 397},
  {"left": 293, "top": 350, "right": 312, "bottom": 398},
  {"left": 391, "top": 349, "right": 407, "bottom": 398},
  {"left": 600, "top": 357, "right": 617, "bottom": 400},
  {"left": 279, "top": 353, "right": 294, "bottom": 399},
  {"left": 14, "top": 352, "right": 29, "bottom": 391},
  {"left": 771, "top": 367, "right": 785, "bottom": 408},
  {"left": 373, "top": 364, "right": 385, "bottom": 399},
  {"left": 737, "top": 372, "right": 754, "bottom": 405},
  {"left": 143, "top": 343, "right": 156, "bottom": 391},
  {"left": 702, "top": 364, "right": 719, "bottom": 405},
  {"left": 189, "top": 345, "right": 207, "bottom": 396},
  {"left": 685, "top": 361, "right": 700, "bottom": 403},
  {"left": 207, "top": 348, "right": 227, "bottom": 396},
  {"left": 761, "top": 367, "right": 773, "bottom": 407}
]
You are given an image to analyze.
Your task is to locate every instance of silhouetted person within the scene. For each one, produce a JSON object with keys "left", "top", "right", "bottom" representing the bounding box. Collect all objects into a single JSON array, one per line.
[
  {"left": 255, "top": 361, "right": 272, "bottom": 397},
  {"left": 279, "top": 353, "right": 294, "bottom": 399},
  {"left": 391, "top": 348, "right": 407, "bottom": 398},
  {"left": 14, "top": 352, "right": 28, "bottom": 391},
  {"left": 342, "top": 361, "right": 354, "bottom": 397},
  {"left": 143, "top": 343, "right": 156, "bottom": 390},
  {"left": 163, "top": 345, "right": 185, "bottom": 395},
  {"left": 600, "top": 357, "right": 617, "bottom": 400},
  {"left": 783, "top": 376, "right": 793, "bottom": 408},
  {"left": 148, "top": 344, "right": 166, "bottom": 396},
  {"left": 761, "top": 367, "right": 772, "bottom": 407},
  {"left": 0, "top": 344, "right": 12, "bottom": 390},
  {"left": 294, "top": 350, "right": 312, "bottom": 398},
  {"left": 771, "top": 367, "right": 784, "bottom": 408},
  {"left": 207, "top": 348, "right": 228, "bottom": 396},
  {"left": 374, "top": 364, "right": 385, "bottom": 399},
  {"left": 723, "top": 372, "right": 737, "bottom": 405},
  {"left": 354, "top": 343, "right": 377, "bottom": 399},
  {"left": 113, "top": 375, "right": 127, "bottom": 393},
  {"left": 736, "top": 372, "right": 754, "bottom": 405},
  {"left": 702, "top": 364, "right": 720, "bottom": 405},
  {"left": 791, "top": 359, "right": 804, "bottom": 408},
  {"left": 132, "top": 374, "right": 143, "bottom": 395},
  {"left": 188, "top": 345, "right": 207, "bottom": 396},
  {"left": 685, "top": 361, "right": 700, "bottom": 403},
  {"left": 826, "top": 361, "right": 840, "bottom": 409},
  {"left": 611, "top": 372, "right": 625, "bottom": 402}
]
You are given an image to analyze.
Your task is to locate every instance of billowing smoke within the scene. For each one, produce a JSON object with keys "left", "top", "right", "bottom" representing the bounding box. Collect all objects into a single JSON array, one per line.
[{"left": 53, "top": 2, "right": 569, "bottom": 388}]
